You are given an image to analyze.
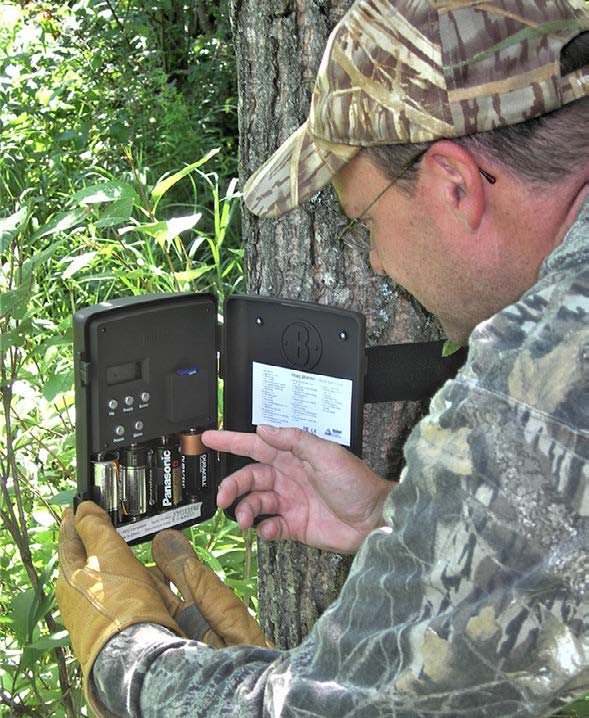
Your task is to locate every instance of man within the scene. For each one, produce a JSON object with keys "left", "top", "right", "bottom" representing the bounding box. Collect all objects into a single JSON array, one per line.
[{"left": 57, "top": 1, "right": 588, "bottom": 716}]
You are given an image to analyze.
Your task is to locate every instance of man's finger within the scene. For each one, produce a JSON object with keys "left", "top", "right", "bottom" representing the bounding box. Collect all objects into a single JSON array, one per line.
[
  {"left": 256, "top": 515, "right": 290, "bottom": 542},
  {"left": 255, "top": 425, "right": 341, "bottom": 468},
  {"left": 202, "top": 429, "right": 281, "bottom": 465},
  {"left": 234, "top": 491, "right": 281, "bottom": 530},
  {"left": 216, "top": 463, "right": 277, "bottom": 509}
]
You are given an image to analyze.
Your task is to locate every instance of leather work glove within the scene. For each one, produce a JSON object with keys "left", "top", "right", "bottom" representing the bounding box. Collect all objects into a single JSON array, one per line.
[
  {"left": 56, "top": 501, "right": 182, "bottom": 712},
  {"left": 147, "top": 564, "right": 225, "bottom": 647},
  {"left": 150, "top": 529, "right": 273, "bottom": 648}
]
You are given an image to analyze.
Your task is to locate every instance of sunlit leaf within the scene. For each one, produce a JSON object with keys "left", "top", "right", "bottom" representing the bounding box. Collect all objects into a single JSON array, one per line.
[
  {"left": 27, "top": 630, "right": 70, "bottom": 652},
  {"left": 442, "top": 340, "right": 462, "bottom": 357},
  {"left": 56, "top": 129, "right": 77, "bottom": 141},
  {"left": 174, "top": 266, "right": 213, "bottom": 282},
  {"left": 9, "top": 589, "right": 35, "bottom": 645},
  {"left": 48, "top": 489, "right": 77, "bottom": 506},
  {"left": 61, "top": 251, "right": 98, "bottom": 280},
  {"left": 129, "top": 214, "right": 201, "bottom": 249},
  {"left": 151, "top": 148, "right": 220, "bottom": 202},
  {"left": 73, "top": 180, "right": 138, "bottom": 205},
  {"left": 0, "top": 279, "right": 33, "bottom": 320},
  {"left": 188, "top": 235, "right": 206, "bottom": 257},
  {"left": 0, "top": 206, "right": 28, "bottom": 251},
  {"left": 31, "top": 509, "right": 56, "bottom": 528},
  {"left": 94, "top": 196, "right": 135, "bottom": 228},
  {"left": 31, "top": 209, "right": 87, "bottom": 240},
  {"left": 43, "top": 370, "right": 74, "bottom": 401},
  {"left": 28, "top": 554, "right": 58, "bottom": 633},
  {"left": 0, "top": 324, "right": 30, "bottom": 351},
  {"left": 22, "top": 237, "right": 67, "bottom": 275}
]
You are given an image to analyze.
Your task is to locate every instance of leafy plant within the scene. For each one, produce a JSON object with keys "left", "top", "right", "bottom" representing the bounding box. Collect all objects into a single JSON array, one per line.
[{"left": 0, "top": 1, "right": 247, "bottom": 715}]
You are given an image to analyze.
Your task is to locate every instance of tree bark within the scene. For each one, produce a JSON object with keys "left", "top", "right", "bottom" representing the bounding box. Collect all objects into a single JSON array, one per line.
[{"left": 231, "top": 0, "right": 443, "bottom": 649}]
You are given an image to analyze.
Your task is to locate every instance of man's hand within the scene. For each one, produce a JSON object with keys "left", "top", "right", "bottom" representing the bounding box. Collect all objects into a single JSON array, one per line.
[
  {"left": 203, "top": 425, "right": 393, "bottom": 554},
  {"left": 56, "top": 502, "right": 181, "bottom": 711}
]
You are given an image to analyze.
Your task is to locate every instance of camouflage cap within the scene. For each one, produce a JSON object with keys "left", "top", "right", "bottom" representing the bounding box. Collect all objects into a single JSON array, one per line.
[{"left": 244, "top": 0, "right": 589, "bottom": 218}]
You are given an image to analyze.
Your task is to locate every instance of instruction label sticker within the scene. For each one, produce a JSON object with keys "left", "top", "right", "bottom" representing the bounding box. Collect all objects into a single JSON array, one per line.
[
  {"left": 252, "top": 362, "right": 352, "bottom": 446},
  {"left": 116, "top": 502, "right": 202, "bottom": 543}
]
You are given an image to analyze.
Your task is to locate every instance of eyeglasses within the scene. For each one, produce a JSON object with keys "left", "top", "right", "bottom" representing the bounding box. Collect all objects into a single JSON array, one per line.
[{"left": 336, "top": 152, "right": 496, "bottom": 254}]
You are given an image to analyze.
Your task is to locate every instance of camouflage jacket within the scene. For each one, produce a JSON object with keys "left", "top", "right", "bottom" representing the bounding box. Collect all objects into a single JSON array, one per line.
[{"left": 93, "top": 197, "right": 588, "bottom": 717}]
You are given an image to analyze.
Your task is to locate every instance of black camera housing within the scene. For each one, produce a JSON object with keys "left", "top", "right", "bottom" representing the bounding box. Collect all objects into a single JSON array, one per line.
[{"left": 73, "top": 293, "right": 366, "bottom": 544}]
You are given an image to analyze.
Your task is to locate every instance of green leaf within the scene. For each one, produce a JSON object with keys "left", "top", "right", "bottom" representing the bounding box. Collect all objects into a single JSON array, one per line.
[
  {"left": 30, "top": 331, "right": 73, "bottom": 358},
  {"left": 31, "top": 209, "right": 87, "bottom": 240},
  {"left": 151, "top": 148, "right": 220, "bottom": 203},
  {"left": 442, "top": 340, "right": 462, "bottom": 358},
  {"left": 94, "top": 196, "right": 135, "bottom": 228},
  {"left": 0, "top": 278, "right": 33, "bottom": 321},
  {"left": 43, "top": 370, "right": 74, "bottom": 401},
  {"left": 48, "top": 489, "right": 77, "bottom": 506},
  {"left": 22, "top": 237, "right": 67, "bottom": 275},
  {"left": 9, "top": 589, "right": 35, "bottom": 645},
  {"left": 55, "top": 129, "right": 77, "bottom": 141},
  {"left": 554, "top": 696, "right": 589, "bottom": 717},
  {"left": 32, "top": 509, "right": 57, "bottom": 527},
  {"left": 28, "top": 554, "right": 58, "bottom": 634},
  {"left": 61, "top": 251, "right": 97, "bottom": 280},
  {"left": 174, "top": 265, "right": 213, "bottom": 282},
  {"left": 129, "top": 214, "right": 201, "bottom": 249},
  {"left": 0, "top": 206, "right": 28, "bottom": 251},
  {"left": 27, "top": 630, "right": 70, "bottom": 652},
  {"left": 73, "top": 180, "right": 138, "bottom": 205},
  {"left": 188, "top": 235, "right": 206, "bottom": 258},
  {"left": 0, "top": 324, "right": 30, "bottom": 352},
  {"left": 217, "top": 176, "right": 239, "bottom": 247}
]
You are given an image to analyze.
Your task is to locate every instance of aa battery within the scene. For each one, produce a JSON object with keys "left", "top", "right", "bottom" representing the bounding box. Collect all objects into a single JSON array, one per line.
[
  {"left": 92, "top": 452, "right": 120, "bottom": 523},
  {"left": 153, "top": 435, "right": 182, "bottom": 510},
  {"left": 119, "top": 443, "right": 150, "bottom": 521},
  {"left": 179, "top": 429, "right": 209, "bottom": 504}
]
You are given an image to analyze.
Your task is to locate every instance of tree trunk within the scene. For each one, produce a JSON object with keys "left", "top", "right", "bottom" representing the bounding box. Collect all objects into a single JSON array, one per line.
[{"left": 231, "top": 0, "right": 443, "bottom": 649}]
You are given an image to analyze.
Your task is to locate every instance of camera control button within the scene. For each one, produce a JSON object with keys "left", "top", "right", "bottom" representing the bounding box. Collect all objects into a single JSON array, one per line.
[
  {"left": 108, "top": 399, "right": 118, "bottom": 411},
  {"left": 114, "top": 425, "right": 125, "bottom": 436},
  {"left": 140, "top": 392, "right": 150, "bottom": 403},
  {"left": 124, "top": 395, "right": 134, "bottom": 407}
]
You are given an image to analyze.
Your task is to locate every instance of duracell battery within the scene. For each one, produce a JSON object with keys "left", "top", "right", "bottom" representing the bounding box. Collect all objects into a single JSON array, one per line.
[
  {"left": 179, "top": 429, "right": 210, "bottom": 503},
  {"left": 153, "top": 435, "right": 182, "bottom": 510},
  {"left": 119, "top": 443, "right": 150, "bottom": 521},
  {"left": 92, "top": 452, "right": 120, "bottom": 523}
]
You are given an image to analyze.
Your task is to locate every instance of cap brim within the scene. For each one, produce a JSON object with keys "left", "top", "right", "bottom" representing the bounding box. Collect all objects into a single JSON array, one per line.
[{"left": 243, "top": 121, "right": 360, "bottom": 218}]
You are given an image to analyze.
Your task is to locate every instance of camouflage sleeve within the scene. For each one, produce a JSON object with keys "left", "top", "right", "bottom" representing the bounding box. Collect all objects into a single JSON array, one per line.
[{"left": 92, "top": 203, "right": 588, "bottom": 717}]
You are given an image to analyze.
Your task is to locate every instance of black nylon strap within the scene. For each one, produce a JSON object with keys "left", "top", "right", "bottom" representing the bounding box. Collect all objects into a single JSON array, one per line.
[
  {"left": 364, "top": 341, "right": 467, "bottom": 403},
  {"left": 177, "top": 603, "right": 213, "bottom": 642}
]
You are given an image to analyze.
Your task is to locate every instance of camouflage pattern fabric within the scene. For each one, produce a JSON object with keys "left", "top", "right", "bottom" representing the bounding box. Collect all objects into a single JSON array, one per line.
[
  {"left": 93, "top": 197, "right": 588, "bottom": 716},
  {"left": 243, "top": 0, "right": 589, "bottom": 218}
]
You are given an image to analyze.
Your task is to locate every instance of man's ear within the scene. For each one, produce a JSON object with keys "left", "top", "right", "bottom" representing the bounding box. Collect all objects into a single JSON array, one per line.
[{"left": 423, "top": 141, "right": 487, "bottom": 231}]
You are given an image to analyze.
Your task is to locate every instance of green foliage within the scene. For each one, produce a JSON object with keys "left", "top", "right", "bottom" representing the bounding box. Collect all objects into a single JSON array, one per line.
[
  {"left": 2, "top": 2, "right": 586, "bottom": 717},
  {"left": 0, "top": 1, "right": 246, "bottom": 715},
  {"left": 441, "top": 339, "right": 462, "bottom": 357}
]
